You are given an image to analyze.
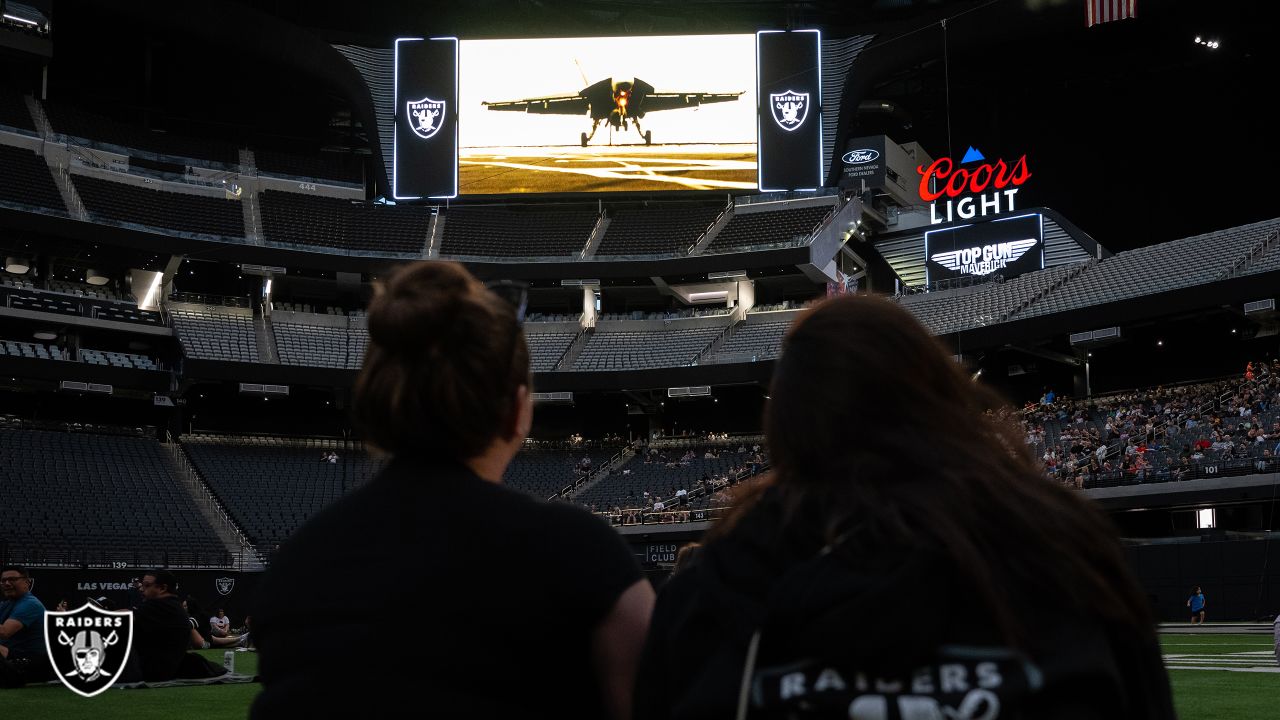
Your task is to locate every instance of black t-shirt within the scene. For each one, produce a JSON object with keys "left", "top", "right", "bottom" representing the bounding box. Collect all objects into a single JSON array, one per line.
[
  {"left": 251, "top": 455, "right": 642, "bottom": 719},
  {"left": 133, "top": 595, "right": 193, "bottom": 681}
]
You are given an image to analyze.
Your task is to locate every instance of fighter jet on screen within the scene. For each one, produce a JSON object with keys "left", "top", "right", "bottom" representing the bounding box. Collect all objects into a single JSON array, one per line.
[{"left": 482, "top": 77, "right": 743, "bottom": 146}]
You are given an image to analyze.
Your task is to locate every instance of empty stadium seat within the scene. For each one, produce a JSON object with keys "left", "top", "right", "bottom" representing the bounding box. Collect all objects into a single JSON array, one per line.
[
  {"left": 72, "top": 174, "right": 245, "bottom": 239},
  {"left": 0, "top": 145, "right": 66, "bottom": 213},
  {"left": 596, "top": 205, "right": 721, "bottom": 256},
  {"left": 42, "top": 100, "right": 241, "bottom": 165},
  {"left": 705, "top": 203, "right": 834, "bottom": 253},
  {"left": 273, "top": 319, "right": 367, "bottom": 369},
  {"left": 0, "top": 425, "right": 228, "bottom": 566},
  {"left": 169, "top": 305, "right": 258, "bottom": 362},
  {"left": 440, "top": 206, "right": 598, "bottom": 258},
  {"left": 572, "top": 320, "right": 727, "bottom": 371},
  {"left": 259, "top": 191, "right": 429, "bottom": 255}
]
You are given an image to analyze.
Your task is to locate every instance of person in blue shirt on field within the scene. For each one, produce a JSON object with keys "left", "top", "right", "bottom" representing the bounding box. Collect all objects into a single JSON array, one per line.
[
  {"left": 1187, "top": 585, "right": 1207, "bottom": 624},
  {"left": 0, "top": 565, "right": 50, "bottom": 687}
]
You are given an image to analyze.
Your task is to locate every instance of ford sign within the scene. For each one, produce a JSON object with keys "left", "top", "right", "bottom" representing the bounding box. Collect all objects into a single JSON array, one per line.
[{"left": 842, "top": 149, "right": 880, "bottom": 165}]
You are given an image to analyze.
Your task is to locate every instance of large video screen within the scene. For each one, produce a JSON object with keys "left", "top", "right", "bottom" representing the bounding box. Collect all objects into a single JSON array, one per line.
[
  {"left": 457, "top": 35, "right": 757, "bottom": 195},
  {"left": 925, "top": 213, "right": 1045, "bottom": 286}
]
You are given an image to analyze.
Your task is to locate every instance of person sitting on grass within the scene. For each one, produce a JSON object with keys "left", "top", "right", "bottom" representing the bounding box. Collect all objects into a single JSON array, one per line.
[
  {"left": 184, "top": 597, "right": 241, "bottom": 649},
  {"left": 0, "top": 565, "right": 51, "bottom": 688},
  {"left": 209, "top": 608, "right": 231, "bottom": 638}
]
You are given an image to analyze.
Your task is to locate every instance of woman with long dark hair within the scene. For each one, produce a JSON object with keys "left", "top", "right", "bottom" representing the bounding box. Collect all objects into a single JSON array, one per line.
[
  {"left": 635, "top": 294, "right": 1174, "bottom": 719},
  {"left": 252, "top": 261, "right": 653, "bottom": 719}
]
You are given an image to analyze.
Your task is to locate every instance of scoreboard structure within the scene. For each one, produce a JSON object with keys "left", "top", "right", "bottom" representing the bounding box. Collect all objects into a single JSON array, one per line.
[{"left": 392, "top": 30, "right": 824, "bottom": 199}]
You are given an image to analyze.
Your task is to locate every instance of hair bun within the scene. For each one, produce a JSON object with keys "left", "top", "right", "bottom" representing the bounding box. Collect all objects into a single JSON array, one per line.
[
  {"left": 353, "top": 260, "right": 531, "bottom": 460},
  {"left": 367, "top": 263, "right": 475, "bottom": 352}
]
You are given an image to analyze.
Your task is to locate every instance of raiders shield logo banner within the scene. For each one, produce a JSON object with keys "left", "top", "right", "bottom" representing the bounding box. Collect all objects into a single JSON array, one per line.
[
  {"left": 393, "top": 37, "right": 458, "bottom": 199},
  {"left": 44, "top": 603, "right": 134, "bottom": 698},
  {"left": 769, "top": 90, "right": 809, "bottom": 131},
  {"left": 216, "top": 577, "right": 235, "bottom": 596},
  {"left": 407, "top": 97, "right": 447, "bottom": 140},
  {"left": 756, "top": 30, "right": 821, "bottom": 191}
]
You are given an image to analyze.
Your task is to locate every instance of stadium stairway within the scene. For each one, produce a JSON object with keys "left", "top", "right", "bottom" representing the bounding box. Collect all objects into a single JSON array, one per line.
[
  {"left": 165, "top": 437, "right": 266, "bottom": 570},
  {"left": 579, "top": 212, "right": 612, "bottom": 259},
  {"left": 45, "top": 156, "right": 88, "bottom": 221},
  {"left": 238, "top": 148, "right": 264, "bottom": 243},
  {"left": 256, "top": 308, "right": 281, "bottom": 364},
  {"left": 1006, "top": 260, "right": 1094, "bottom": 321},
  {"left": 688, "top": 203, "right": 735, "bottom": 255},
  {"left": 564, "top": 445, "right": 637, "bottom": 500},
  {"left": 426, "top": 211, "right": 443, "bottom": 258},
  {"left": 23, "top": 95, "right": 53, "bottom": 141},
  {"left": 553, "top": 328, "right": 592, "bottom": 371},
  {"left": 1227, "top": 226, "right": 1280, "bottom": 279},
  {"left": 692, "top": 308, "right": 747, "bottom": 365}
]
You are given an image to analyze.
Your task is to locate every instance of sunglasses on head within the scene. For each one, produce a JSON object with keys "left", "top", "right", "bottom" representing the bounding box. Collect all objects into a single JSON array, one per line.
[{"left": 484, "top": 279, "right": 529, "bottom": 325}]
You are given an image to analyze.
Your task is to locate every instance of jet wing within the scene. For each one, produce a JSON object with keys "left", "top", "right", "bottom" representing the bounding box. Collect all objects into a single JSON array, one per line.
[
  {"left": 636, "top": 91, "right": 744, "bottom": 114},
  {"left": 482, "top": 94, "right": 591, "bottom": 115}
]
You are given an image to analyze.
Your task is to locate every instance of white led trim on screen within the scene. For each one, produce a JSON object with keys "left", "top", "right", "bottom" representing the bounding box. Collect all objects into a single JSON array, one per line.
[
  {"left": 393, "top": 37, "right": 422, "bottom": 201},
  {"left": 393, "top": 36, "right": 459, "bottom": 201},
  {"left": 756, "top": 29, "right": 822, "bottom": 193},
  {"left": 435, "top": 36, "right": 459, "bottom": 200}
]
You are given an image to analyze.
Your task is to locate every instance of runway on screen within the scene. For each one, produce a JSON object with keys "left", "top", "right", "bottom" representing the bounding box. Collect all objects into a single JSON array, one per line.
[{"left": 459, "top": 143, "right": 757, "bottom": 194}]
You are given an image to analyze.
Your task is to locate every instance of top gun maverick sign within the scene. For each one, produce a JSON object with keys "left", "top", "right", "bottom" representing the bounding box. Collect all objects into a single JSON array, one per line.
[
  {"left": 925, "top": 212, "right": 1045, "bottom": 286},
  {"left": 919, "top": 146, "right": 1031, "bottom": 225}
]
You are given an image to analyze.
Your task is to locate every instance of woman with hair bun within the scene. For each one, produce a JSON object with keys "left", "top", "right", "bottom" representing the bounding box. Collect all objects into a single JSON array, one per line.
[
  {"left": 252, "top": 261, "right": 653, "bottom": 720},
  {"left": 634, "top": 294, "right": 1174, "bottom": 720}
]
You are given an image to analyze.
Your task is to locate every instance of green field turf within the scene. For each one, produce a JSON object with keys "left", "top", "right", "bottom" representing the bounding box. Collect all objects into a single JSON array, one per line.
[
  {"left": 4, "top": 635, "right": 1277, "bottom": 718},
  {"left": 1162, "top": 633, "right": 1280, "bottom": 720},
  {"left": 4, "top": 649, "right": 260, "bottom": 720}
]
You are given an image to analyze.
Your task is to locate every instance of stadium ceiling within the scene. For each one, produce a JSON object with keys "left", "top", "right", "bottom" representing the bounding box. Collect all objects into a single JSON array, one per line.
[
  {"left": 252, "top": 0, "right": 968, "bottom": 40},
  {"left": 33, "top": 0, "right": 1272, "bottom": 254}
]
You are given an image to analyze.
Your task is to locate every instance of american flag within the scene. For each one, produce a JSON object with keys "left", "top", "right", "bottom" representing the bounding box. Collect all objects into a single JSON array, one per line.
[{"left": 1087, "top": 0, "right": 1136, "bottom": 27}]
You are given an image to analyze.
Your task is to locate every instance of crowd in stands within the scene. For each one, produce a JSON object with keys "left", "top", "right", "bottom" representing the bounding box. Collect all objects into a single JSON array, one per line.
[
  {"left": 573, "top": 434, "right": 769, "bottom": 524},
  {"left": 1023, "top": 361, "right": 1280, "bottom": 487}
]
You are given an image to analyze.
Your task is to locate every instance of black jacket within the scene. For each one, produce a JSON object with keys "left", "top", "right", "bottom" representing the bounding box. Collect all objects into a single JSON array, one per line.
[{"left": 635, "top": 487, "right": 1175, "bottom": 720}]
